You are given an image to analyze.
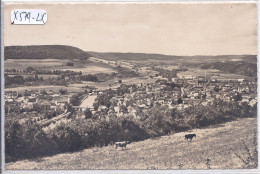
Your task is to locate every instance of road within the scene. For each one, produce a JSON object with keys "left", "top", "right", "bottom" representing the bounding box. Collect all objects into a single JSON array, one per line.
[{"left": 79, "top": 95, "right": 97, "bottom": 108}]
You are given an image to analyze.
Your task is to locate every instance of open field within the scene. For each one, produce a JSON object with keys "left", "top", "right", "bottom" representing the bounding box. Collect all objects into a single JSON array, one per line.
[
  {"left": 5, "top": 57, "right": 117, "bottom": 75},
  {"left": 49, "top": 57, "right": 117, "bottom": 75},
  {"left": 5, "top": 85, "right": 85, "bottom": 93},
  {"left": 74, "top": 77, "right": 156, "bottom": 90},
  {"left": 5, "top": 117, "right": 257, "bottom": 170},
  {"left": 20, "top": 74, "right": 59, "bottom": 79},
  {"left": 5, "top": 59, "right": 64, "bottom": 70},
  {"left": 88, "top": 52, "right": 256, "bottom": 64},
  {"left": 177, "top": 67, "right": 249, "bottom": 80},
  {"left": 57, "top": 65, "right": 116, "bottom": 75}
]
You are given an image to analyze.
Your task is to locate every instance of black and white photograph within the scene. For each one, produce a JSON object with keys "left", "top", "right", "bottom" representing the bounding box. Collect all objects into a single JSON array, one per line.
[{"left": 2, "top": 2, "right": 258, "bottom": 170}]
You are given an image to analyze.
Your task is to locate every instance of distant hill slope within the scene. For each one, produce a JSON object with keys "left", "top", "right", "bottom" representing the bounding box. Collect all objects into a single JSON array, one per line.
[
  {"left": 88, "top": 52, "right": 257, "bottom": 77},
  {"left": 5, "top": 45, "right": 91, "bottom": 60},
  {"left": 87, "top": 52, "right": 256, "bottom": 63},
  {"left": 87, "top": 52, "right": 183, "bottom": 60},
  {"left": 200, "top": 60, "right": 257, "bottom": 77}
]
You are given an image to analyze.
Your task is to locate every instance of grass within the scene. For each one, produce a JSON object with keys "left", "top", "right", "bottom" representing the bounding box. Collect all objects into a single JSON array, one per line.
[
  {"left": 5, "top": 85, "right": 85, "bottom": 93},
  {"left": 5, "top": 58, "right": 116, "bottom": 75},
  {"left": 234, "top": 131, "right": 258, "bottom": 168},
  {"left": 5, "top": 117, "right": 257, "bottom": 170},
  {"left": 5, "top": 59, "right": 64, "bottom": 69},
  {"left": 20, "top": 74, "right": 58, "bottom": 80},
  {"left": 177, "top": 67, "right": 247, "bottom": 80}
]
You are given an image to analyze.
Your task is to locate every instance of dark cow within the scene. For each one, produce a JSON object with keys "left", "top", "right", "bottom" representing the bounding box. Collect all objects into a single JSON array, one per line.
[
  {"left": 115, "top": 141, "right": 130, "bottom": 149},
  {"left": 185, "top": 134, "right": 196, "bottom": 141}
]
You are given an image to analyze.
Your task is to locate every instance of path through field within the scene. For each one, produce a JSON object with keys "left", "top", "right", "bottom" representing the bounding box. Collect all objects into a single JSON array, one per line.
[{"left": 5, "top": 118, "right": 257, "bottom": 170}]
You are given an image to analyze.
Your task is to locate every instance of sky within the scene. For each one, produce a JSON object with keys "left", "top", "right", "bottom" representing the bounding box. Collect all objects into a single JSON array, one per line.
[{"left": 3, "top": 2, "right": 257, "bottom": 56}]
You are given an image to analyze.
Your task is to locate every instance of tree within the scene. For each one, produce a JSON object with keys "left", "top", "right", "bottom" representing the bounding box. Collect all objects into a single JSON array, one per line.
[
  {"left": 177, "top": 98, "right": 183, "bottom": 104},
  {"left": 214, "top": 86, "right": 221, "bottom": 92},
  {"left": 41, "top": 89, "right": 47, "bottom": 95},
  {"left": 66, "top": 103, "right": 73, "bottom": 112},
  {"left": 66, "top": 62, "right": 74, "bottom": 66},
  {"left": 233, "top": 93, "right": 242, "bottom": 102},
  {"left": 26, "top": 66, "right": 34, "bottom": 73},
  {"left": 93, "top": 102, "right": 99, "bottom": 111},
  {"left": 59, "top": 89, "right": 67, "bottom": 95},
  {"left": 84, "top": 108, "right": 92, "bottom": 119},
  {"left": 70, "top": 94, "right": 80, "bottom": 106},
  {"left": 118, "top": 79, "right": 122, "bottom": 84},
  {"left": 5, "top": 120, "right": 24, "bottom": 159},
  {"left": 120, "top": 105, "right": 128, "bottom": 114}
]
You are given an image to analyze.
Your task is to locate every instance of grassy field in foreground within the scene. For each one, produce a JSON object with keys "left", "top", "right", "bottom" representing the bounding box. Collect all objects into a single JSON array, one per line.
[{"left": 6, "top": 118, "right": 257, "bottom": 170}]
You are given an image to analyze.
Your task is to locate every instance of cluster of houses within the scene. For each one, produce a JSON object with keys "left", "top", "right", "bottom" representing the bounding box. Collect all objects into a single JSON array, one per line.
[
  {"left": 5, "top": 74, "right": 257, "bottom": 121},
  {"left": 5, "top": 89, "right": 72, "bottom": 114},
  {"left": 89, "top": 76, "right": 257, "bottom": 118}
]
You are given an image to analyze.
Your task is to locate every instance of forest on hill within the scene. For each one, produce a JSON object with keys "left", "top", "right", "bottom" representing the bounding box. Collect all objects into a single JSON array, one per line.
[{"left": 4, "top": 45, "right": 91, "bottom": 60}]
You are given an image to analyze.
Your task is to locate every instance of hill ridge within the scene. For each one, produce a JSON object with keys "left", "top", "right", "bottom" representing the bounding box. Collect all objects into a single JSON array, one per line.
[{"left": 4, "top": 45, "right": 91, "bottom": 60}]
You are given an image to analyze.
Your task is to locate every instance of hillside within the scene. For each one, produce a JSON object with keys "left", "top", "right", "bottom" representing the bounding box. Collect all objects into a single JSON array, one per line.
[
  {"left": 87, "top": 52, "right": 184, "bottom": 61},
  {"left": 4, "top": 45, "right": 91, "bottom": 60},
  {"left": 88, "top": 52, "right": 257, "bottom": 77},
  {"left": 87, "top": 52, "right": 256, "bottom": 62},
  {"left": 4, "top": 46, "right": 256, "bottom": 77},
  {"left": 5, "top": 118, "right": 257, "bottom": 170},
  {"left": 199, "top": 60, "right": 257, "bottom": 77}
]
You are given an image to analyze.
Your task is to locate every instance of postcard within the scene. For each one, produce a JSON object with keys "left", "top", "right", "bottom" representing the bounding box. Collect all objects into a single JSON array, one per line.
[{"left": 1, "top": 1, "right": 258, "bottom": 172}]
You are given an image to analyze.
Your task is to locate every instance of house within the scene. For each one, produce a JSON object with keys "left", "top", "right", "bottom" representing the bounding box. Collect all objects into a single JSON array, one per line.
[
  {"left": 241, "top": 94, "right": 251, "bottom": 103},
  {"left": 191, "top": 99, "right": 201, "bottom": 105},
  {"left": 118, "top": 97, "right": 124, "bottom": 105},
  {"left": 41, "top": 103, "right": 51, "bottom": 110},
  {"left": 55, "top": 99, "right": 68, "bottom": 110},
  {"left": 182, "top": 98, "right": 190, "bottom": 104},
  {"left": 53, "top": 94, "right": 61, "bottom": 97},
  {"left": 72, "top": 106, "right": 89, "bottom": 112},
  {"left": 146, "top": 86, "right": 152, "bottom": 92},
  {"left": 138, "top": 104, "right": 146, "bottom": 109},
  {"left": 25, "top": 97, "right": 37, "bottom": 103},
  {"left": 5, "top": 91, "right": 19, "bottom": 98},
  {"left": 23, "top": 102, "right": 34, "bottom": 109},
  {"left": 181, "top": 75, "right": 193, "bottom": 79},
  {"left": 157, "top": 97, "right": 166, "bottom": 104},
  {"left": 98, "top": 105, "right": 107, "bottom": 112},
  {"left": 5, "top": 98, "right": 15, "bottom": 105},
  {"left": 249, "top": 99, "right": 257, "bottom": 107}
]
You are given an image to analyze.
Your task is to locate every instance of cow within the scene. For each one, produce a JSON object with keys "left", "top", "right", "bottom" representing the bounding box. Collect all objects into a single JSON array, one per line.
[
  {"left": 185, "top": 134, "right": 196, "bottom": 141},
  {"left": 115, "top": 141, "right": 130, "bottom": 149}
]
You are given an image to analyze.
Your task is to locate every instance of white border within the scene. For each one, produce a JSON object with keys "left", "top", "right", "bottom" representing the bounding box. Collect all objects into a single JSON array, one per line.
[
  {"left": 2, "top": 170, "right": 260, "bottom": 174},
  {"left": 1, "top": 0, "right": 5, "bottom": 173},
  {"left": 1, "top": 1, "right": 259, "bottom": 174},
  {"left": 1, "top": 0, "right": 259, "bottom": 3}
]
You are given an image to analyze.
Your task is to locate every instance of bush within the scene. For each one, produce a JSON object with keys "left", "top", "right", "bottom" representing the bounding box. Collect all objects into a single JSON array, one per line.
[
  {"left": 84, "top": 108, "right": 92, "bottom": 119},
  {"left": 5, "top": 120, "right": 55, "bottom": 161},
  {"left": 59, "top": 89, "right": 67, "bottom": 95},
  {"left": 70, "top": 94, "right": 81, "bottom": 106},
  {"left": 66, "top": 62, "right": 74, "bottom": 66},
  {"left": 5, "top": 120, "right": 24, "bottom": 159},
  {"left": 235, "top": 131, "right": 258, "bottom": 168},
  {"left": 50, "top": 124, "right": 82, "bottom": 152}
]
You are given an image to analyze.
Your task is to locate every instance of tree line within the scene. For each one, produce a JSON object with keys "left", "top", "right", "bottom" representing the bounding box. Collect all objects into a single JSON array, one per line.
[{"left": 5, "top": 99, "right": 257, "bottom": 162}]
